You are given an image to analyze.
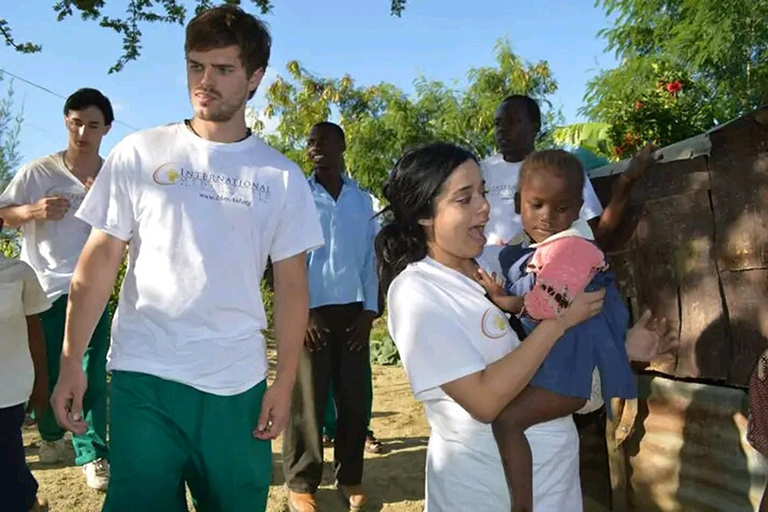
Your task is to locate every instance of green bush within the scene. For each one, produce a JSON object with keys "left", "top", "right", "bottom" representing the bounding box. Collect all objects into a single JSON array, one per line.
[
  {"left": 108, "top": 256, "right": 127, "bottom": 319},
  {"left": 369, "top": 316, "right": 400, "bottom": 366},
  {"left": 1, "top": 228, "right": 20, "bottom": 258}
]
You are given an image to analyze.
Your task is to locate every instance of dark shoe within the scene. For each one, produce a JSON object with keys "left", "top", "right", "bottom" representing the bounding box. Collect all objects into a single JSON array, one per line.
[{"left": 337, "top": 484, "right": 367, "bottom": 511}]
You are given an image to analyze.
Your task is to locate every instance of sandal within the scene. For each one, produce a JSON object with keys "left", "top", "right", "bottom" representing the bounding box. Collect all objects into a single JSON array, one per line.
[{"left": 365, "top": 434, "right": 383, "bottom": 454}]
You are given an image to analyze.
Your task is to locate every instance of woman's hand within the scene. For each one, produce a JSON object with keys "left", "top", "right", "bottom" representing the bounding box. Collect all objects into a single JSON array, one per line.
[
  {"left": 556, "top": 289, "right": 606, "bottom": 331},
  {"left": 626, "top": 310, "right": 678, "bottom": 362}
]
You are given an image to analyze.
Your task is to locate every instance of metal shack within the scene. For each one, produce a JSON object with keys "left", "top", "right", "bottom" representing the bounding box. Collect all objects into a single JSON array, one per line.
[{"left": 580, "top": 106, "right": 768, "bottom": 512}]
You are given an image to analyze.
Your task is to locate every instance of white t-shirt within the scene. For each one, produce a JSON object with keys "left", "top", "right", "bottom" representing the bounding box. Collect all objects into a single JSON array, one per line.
[
  {"left": 76, "top": 124, "right": 324, "bottom": 396},
  {"left": 481, "top": 153, "right": 604, "bottom": 246},
  {"left": 0, "top": 152, "right": 92, "bottom": 301},
  {"left": 0, "top": 255, "right": 51, "bottom": 408},
  {"left": 387, "top": 257, "right": 582, "bottom": 511}
]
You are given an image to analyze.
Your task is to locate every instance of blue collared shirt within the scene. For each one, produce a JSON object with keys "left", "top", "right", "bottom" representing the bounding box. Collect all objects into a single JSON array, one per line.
[{"left": 307, "top": 174, "right": 379, "bottom": 313}]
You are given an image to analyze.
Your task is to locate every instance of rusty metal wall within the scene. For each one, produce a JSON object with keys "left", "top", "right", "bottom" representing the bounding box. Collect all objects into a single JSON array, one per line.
[
  {"left": 587, "top": 108, "right": 768, "bottom": 387},
  {"left": 585, "top": 375, "right": 768, "bottom": 511}
]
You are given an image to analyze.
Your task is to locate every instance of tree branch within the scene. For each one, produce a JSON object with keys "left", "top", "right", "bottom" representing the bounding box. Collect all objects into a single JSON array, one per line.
[
  {"left": 6, "top": 0, "right": 409, "bottom": 72},
  {"left": 0, "top": 19, "right": 43, "bottom": 53}
]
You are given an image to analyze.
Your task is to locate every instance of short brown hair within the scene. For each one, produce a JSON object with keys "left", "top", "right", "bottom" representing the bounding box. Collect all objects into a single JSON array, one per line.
[
  {"left": 185, "top": 5, "right": 271, "bottom": 79},
  {"left": 518, "top": 149, "right": 585, "bottom": 199}
]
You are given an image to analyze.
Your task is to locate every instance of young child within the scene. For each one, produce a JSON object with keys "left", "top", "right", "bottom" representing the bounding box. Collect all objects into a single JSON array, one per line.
[
  {"left": 477, "top": 150, "right": 638, "bottom": 512},
  {"left": 0, "top": 218, "right": 52, "bottom": 512}
]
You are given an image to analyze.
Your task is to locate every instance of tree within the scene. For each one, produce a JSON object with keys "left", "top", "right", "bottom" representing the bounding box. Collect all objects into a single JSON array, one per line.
[
  {"left": 2, "top": 0, "right": 409, "bottom": 74},
  {"left": 0, "top": 76, "right": 23, "bottom": 191},
  {"left": 256, "top": 40, "right": 560, "bottom": 197},
  {"left": 585, "top": 0, "right": 768, "bottom": 157},
  {"left": 0, "top": 74, "right": 23, "bottom": 258}
]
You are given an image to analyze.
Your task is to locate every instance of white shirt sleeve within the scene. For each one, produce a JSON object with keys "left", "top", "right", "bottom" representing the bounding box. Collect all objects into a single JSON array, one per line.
[
  {"left": 580, "top": 174, "right": 604, "bottom": 221},
  {"left": 76, "top": 140, "right": 137, "bottom": 242},
  {"left": 388, "top": 274, "right": 486, "bottom": 399},
  {"left": 22, "top": 264, "right": 51, "bottom": 316},
  {"left": 269, "top": 167, "right": 324, "bottom": 262},
  {"left": 0, "top": 165, "right": 33, "bottom": 209}
]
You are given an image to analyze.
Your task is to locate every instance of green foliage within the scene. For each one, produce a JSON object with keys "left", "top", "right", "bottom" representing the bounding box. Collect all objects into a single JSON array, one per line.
[
  {"left": 257, "top": 40, "right": 560, "bottom": 198},
  {"left": 108, "top": 256, "right": 128, "bottom": 319},
  {"left": 5, "top": 1, "right": 409, "bottom": 74},
  {"left": 553, "top": 122, "right": 613, "bottom": 160},
  {"left": 0, "top": 75, "right": 23, "bottom": 260},
  {"left": 369, "top": 318, "right": 400, "bottom": 365},
  {"left": 0, "top": 229, "right": 20, "bottom": 259},
  {"left": 0, "top": 76, "right": 23, "bottom": 191},
  {"left": 585, "top": 60, "right": 717, "bottom": 158},
  {"left": 260, "top": 277, "right": 274, "bottom": 335},
  {"left": 587, "top": 0, "right": 768, "bottom": 156},
  {"left": 0, "top": 19, "right": 41, "bottom": 53}
]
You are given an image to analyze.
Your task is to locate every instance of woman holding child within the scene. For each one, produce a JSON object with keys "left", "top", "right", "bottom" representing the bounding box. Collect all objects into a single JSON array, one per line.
[{"left": 377, "top": 142, "right": 675, "bottom": 511}]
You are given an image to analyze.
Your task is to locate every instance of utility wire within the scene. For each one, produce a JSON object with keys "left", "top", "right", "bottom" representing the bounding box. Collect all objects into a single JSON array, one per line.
[{"left": 0, "top": 67, "right": 139, "bottom": 131}]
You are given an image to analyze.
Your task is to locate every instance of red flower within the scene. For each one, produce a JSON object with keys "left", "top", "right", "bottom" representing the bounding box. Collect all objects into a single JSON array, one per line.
[
  {"left": 666, "top": 80, "right": 683, "bottom": 95},
  {"left": 635, "top": 101, "right": 643, "bottom": 110}
]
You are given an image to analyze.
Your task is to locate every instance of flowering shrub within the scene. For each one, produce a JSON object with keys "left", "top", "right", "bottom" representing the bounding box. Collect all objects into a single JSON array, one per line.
[{"left": 605, "top": 65, "right": 716, "bottom": 159}]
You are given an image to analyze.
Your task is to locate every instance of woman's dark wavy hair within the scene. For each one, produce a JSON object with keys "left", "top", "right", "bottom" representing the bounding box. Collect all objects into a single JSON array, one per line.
[{"left": 376, "top": 142, "right": 478, "bottom": 293}]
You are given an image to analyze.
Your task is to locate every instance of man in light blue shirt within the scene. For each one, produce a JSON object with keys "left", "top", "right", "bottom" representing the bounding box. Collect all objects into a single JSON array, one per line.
[{"left": 283, "top": 122, "right": 378, "bottom": 512}]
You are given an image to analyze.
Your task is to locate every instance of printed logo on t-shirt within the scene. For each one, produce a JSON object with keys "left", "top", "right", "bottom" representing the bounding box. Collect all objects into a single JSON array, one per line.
[
  {"left": 480, "top": 308, "right": 510, "bottom": 339},
  {"left": 45, "top": 186, "right": 85, "bottom": 213},
  {"left": 488, "top": 184, "right": 516, "bottom": 203},
  {"left": 152, "top": 162, "right": 272, "bottom": 208}
]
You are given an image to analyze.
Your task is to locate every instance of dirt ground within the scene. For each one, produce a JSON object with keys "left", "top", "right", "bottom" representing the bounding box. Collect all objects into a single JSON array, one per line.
[
  {"left": 25, "top": 364, "right": 429, "bottom": 512},
  {"left": 26, "top": 362, "right": 609, "bottom": 512}
]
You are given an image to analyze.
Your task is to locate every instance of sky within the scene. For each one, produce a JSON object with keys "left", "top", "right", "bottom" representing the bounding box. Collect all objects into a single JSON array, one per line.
[{"left": 2, "top": 0, "right": 618, "bottom": 169}]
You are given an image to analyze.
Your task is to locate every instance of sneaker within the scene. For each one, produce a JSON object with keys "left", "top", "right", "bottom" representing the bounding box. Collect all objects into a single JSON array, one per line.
[
  {"left": 83, "top": 459, "right": 110, "bottom": 491},
  {"left": 38, "top": 440, "right": 64, "bottom": 464}
]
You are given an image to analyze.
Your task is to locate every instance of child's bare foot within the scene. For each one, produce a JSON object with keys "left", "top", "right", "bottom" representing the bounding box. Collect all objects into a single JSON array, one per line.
[{"left": 29, "top": 497, "right": 49, "bottom": 512}]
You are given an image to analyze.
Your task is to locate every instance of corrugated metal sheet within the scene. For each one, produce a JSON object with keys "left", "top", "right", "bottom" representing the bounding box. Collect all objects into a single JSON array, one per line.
[
  {"left": 587, "top": 133, "right": 713, "bottom": 179},
  {"left": 624, "top": 375, "right": 766, "bottom": 511}
]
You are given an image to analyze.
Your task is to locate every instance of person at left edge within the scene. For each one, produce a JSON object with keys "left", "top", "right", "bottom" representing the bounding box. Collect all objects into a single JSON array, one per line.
[{"left": 0, "top": 88, "right": 113, "bottom": 491}]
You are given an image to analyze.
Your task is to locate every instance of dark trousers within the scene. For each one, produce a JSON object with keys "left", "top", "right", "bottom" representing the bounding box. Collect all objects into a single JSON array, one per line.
[
  {"left": 1, "top": 404, "right": 38, "bottom": 512},
  {"left": 283, "top": 303, "right": 369, "bottom": 493}
]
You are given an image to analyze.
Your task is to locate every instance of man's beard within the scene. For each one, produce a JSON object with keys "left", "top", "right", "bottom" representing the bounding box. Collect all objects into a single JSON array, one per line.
[{"left": 193, "top": 89, "right": 247, "bottom": 122}]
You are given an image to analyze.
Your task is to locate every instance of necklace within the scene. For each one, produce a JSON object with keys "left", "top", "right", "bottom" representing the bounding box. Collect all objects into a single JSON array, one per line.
[
  {"left": 62, "top": 150, "right": 102, "bottom": 184},
  {"left": 185, "top": 119, "right": 252, "bottom": 142}
]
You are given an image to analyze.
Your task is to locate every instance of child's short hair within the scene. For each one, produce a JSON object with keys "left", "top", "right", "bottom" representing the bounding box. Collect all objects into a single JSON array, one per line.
[{"left": 518, "top": 149, "right": 585, "bottom": 199}]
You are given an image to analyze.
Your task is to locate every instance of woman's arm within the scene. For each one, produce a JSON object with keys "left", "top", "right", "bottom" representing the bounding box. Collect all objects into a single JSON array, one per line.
[{"left": 441, "top": 289, "right": 605, "bottom": 423}]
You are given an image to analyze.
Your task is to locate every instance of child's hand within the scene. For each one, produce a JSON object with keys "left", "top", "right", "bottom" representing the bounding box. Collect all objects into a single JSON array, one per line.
[
  {"left": 626, "top": 310, "right": 678, "bottom": 362},
  {"left": 475, "top": 267, "right": 505, "bottom": 298},
  {"left": 624, "top": 143, "right": 659, "bottom": 183},
  {"left": 476, "top": 268, "right": 523, "bottom": 314}
]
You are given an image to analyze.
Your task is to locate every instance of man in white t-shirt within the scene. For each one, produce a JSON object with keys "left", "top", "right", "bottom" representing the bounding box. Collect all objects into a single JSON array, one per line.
[
  {"left": 49, "top": 6, "right": 324, "bottom": 512},
  {"left": 0, "top": 87, "right": 113, "bottom": 490},
  {"left": 482, "top": 95, "right": 656, "bottom": 248}
]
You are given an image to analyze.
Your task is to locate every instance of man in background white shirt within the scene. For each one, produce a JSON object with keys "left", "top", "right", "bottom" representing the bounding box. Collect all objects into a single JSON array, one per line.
[
  {"left": 0, "top": 88, "right": 113, "bottom": 490},
  {"left": 482, "top": 94, "right": 656, "bottom": 248}
]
